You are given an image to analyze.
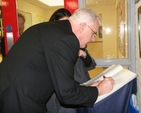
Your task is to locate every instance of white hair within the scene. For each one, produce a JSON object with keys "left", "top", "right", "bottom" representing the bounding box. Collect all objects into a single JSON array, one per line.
[{"left": 69, "top": 8, "right": 102, "bottom": 24}]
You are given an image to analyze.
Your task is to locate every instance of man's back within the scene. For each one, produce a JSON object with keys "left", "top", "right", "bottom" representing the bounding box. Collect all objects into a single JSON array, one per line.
[{"left": 0, "top": 20, "right": 80, "bottom": 113}]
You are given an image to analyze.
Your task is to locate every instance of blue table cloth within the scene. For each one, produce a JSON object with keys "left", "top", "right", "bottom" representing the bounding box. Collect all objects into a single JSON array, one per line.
[{"left": 77, "top": 78, "right": 137, "bottom": 113}]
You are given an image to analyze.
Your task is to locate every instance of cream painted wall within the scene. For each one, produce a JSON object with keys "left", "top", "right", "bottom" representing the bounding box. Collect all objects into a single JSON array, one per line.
[
  {"left": 16, "top": 0, "right": 63, "bottom": 27},
  {"left": 16, "top": 0, "right": 47, "bottom": 26},
  {"left": 87, "top": 5, "right": 117, "bottom": 59},
  {"left": 136, "top": 1, "right": 141, "bottom": 111}
]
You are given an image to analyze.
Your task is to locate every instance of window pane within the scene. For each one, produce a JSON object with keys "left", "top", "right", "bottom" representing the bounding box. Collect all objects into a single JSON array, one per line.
[{"left": 86, "top": 0, "right": 128, "bottom": 59}]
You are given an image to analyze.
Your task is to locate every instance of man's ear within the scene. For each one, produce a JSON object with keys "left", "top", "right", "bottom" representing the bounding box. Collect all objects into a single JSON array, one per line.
[{"left": 79, "top": 22, "right": 86, "bottom": 33}]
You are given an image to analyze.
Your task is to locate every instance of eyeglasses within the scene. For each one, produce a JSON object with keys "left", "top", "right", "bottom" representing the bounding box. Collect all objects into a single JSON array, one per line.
[{"left": 86, "top": 24, "right": 97, "bottom": 37}]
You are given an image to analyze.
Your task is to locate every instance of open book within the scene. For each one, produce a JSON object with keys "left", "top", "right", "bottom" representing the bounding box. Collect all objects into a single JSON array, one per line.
[{"left": 81, "top": 64, "right": 137, "bottom": 104}]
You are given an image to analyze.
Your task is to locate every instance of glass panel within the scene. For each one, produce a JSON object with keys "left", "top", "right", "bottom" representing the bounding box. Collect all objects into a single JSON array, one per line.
[{"left": 86, "top": 0, "right": 128, "bottom": 59}]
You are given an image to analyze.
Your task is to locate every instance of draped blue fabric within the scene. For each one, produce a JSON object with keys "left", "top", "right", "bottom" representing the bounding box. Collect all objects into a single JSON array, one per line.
[{"left": 77, "top": 78, "right": 137, "bottom": 113}]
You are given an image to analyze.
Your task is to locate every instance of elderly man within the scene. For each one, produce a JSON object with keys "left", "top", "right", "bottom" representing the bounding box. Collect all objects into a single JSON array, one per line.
[{"left": 0, "top": 8, "right": 114, "bottom": 113}]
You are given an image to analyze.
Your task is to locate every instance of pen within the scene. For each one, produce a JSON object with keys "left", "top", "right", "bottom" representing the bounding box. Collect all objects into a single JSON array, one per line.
[{"left": 103, "top": 76, "right": 106, "bottom": 79}]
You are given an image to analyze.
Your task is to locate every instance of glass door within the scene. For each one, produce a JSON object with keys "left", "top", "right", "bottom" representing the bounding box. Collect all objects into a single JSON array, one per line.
[{"left": 79, "top": 0, "right": 136, "bottom": 78}]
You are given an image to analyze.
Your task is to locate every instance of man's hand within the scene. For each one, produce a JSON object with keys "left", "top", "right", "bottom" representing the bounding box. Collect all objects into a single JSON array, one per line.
[
  {"left": 78, "top": 49, "right": 86, "bottom": 58},
  {"left": 96, "top": 77, "right": 115, "bottom": 96},
  {"left": 88, "top": 80, "right": 102, "bottom": 86}
]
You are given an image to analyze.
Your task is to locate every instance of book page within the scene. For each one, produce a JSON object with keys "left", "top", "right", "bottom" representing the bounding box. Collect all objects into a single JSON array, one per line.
[
  {"left": 95, "top": 69, "right": 136, "bottom": 104},
  {"left": 81, "top": 64, "right": 123, "bottom": 86}
]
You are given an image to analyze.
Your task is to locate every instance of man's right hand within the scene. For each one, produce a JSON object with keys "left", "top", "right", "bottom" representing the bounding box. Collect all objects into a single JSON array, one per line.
[{"left": 96, "top": 77, "right": 115, "bottom": 96}]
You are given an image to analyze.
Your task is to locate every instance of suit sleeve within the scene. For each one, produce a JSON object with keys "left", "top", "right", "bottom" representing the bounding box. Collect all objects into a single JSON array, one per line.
[{"left": 44, "top": 35, "right": 98, "bottom": 107}]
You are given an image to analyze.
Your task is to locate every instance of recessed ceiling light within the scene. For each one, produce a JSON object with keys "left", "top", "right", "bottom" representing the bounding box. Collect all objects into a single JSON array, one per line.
[{"left": 38, "top": 0, "right": 64, "bottom": 6}]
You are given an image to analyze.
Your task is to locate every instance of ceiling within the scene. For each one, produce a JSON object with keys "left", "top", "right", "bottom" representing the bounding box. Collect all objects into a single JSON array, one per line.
[{"left": 23, "top": 0, "right": 116, "bottom": 9}]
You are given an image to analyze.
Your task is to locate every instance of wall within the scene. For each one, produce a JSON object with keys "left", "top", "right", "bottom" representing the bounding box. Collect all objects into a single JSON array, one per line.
[
  {"left": 17, "top": 0, "right": 46, "bottom": 25},
  {"left": 16, "top": 0, "right": 63, "bottom": 28},
  {"left": 87, "top": 5, "right": 117, "bottom": 59},
  {"left": 136, "top": 1, "right": 141, "bottom": 111}
]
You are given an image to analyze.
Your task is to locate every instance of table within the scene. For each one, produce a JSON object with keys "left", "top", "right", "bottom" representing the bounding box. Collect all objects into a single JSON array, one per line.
[{"left": 77, "top": 78, "right": 137, "bottom": 113}]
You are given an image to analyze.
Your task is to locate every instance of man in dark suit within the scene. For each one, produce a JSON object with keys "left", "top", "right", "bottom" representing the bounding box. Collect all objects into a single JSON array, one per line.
[{"left": 0, "top": 8, "right": 114, "bottom": 113}]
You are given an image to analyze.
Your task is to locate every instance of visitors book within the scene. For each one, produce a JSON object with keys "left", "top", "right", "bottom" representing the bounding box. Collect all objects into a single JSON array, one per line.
[{"left": 80, "top": 64, "right": 137, "bottom": 104}]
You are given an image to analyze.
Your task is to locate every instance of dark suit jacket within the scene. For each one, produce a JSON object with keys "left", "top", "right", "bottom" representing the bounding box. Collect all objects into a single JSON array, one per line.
[
  {"left": 47, "top": 52, "right": 97, "bottom": 113},
  {"left": 0, "top": 20, "right": 98, "bottom": 113}
]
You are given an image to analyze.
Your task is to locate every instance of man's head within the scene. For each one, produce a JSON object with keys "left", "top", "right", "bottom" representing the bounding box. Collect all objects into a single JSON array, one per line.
[
  {"left": 68, "top": 8, "right": 101, "bottom": 48},
  {"left": 18, "top": 13, "right": 25, "bottom": 36}
]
